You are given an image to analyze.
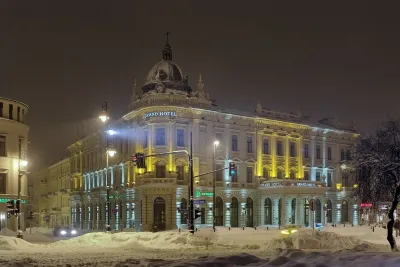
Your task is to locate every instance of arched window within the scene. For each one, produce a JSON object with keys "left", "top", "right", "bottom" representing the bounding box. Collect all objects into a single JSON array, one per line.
[
  {"left": 215, "top": 197, "right": 224, "bottom": 226},
  {"left": 341, "top": 200, "right": 349, "bottom": 223},
  {"left": 264, "top": 198, "right": 272, "bottom": 225},
  {"left": 277, "top": 169, "right": 284, "bottom": 179},
  {"left": 278, "top": 198, "right": 282, "bottom": 225},
  {"left": 326, "top": 200, "right": 332, "bottom": 223},
  {"left": 290, "top": 170, "right": 296, "bottom": 179},
  {"left": 180, "top": 198, "right": 187, "bottom": 224},
  {"left": 155, "top": 162, "right": 166, "bottom": 178},
  {"left": 154, "top": 197, "right": 166, "bottom": 231},
  {"left": 263, "top": 168, "right": 270, "bottom": 180},
  {"left": 315, "top": 199, "right": 322, "bottom": 223},
  {"left": 291, "top": 198, "right": 296, "bottom": 224},
  {"left": 304, "top": 199, "right": 310, "bottom": 227},
  {"left": 231, "top": 197, "right": 239, "bottom": 227},
  {"left": 246, "top": 198, "right": 254, "bottom": 227}
]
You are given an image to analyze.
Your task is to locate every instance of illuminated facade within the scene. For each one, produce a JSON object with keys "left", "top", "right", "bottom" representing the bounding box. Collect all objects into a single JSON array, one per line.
[
  {"left": 0, "top": 97, "right": 29, "bottom": 230},
  {"left": 66, "top": 40, "right": 358, "bottom": 231},
  {"left": 30, "top": 159, "right": 71, "bottom": 228}
]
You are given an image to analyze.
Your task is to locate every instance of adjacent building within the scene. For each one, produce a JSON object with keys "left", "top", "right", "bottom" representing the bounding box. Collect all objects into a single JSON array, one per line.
[
  {"left": 30, "top": 158, "right": 71, "bottom": 228},
  {"left": 64, "top": 39, "right": 358, "bottom": 232},
  {"left": 0, "top": 97, "right": 29, "bottom": 230}
]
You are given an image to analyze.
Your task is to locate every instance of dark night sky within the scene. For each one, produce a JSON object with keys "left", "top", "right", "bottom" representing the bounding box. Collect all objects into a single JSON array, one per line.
[{"left": 1, "top": 1, "right": 400, "bottom": 171}]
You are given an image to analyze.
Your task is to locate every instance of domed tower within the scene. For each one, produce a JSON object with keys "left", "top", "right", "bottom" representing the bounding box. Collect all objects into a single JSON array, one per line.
[{"left": 141, "top": 33, "right": 190, "bottom": 94}]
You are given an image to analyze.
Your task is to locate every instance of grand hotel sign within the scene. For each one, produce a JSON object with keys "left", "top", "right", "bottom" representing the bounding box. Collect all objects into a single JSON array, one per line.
[{"left": 144, "top": 111, "right": 177, "bottom": 119}]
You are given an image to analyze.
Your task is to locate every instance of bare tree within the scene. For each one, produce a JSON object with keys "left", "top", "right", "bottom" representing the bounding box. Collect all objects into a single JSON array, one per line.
[{"left": 352, "top": 120, "right": 400, "bottom": 251}]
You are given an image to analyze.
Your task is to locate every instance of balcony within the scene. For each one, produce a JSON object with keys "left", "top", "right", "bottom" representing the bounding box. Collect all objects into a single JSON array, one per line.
[{"left": 140, "top": 178, "right": 177, "bottom": 186}]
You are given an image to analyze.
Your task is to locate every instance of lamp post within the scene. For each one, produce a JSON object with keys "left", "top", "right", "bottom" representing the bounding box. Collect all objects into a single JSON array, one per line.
[
  {"left": 99, "top": 101, "right": 117, "bottom": 231},
  {"left": 17, "top": 138, "right": 27, "bottom": 238},
  {"left": 213, "top": 140, "right": 219, "bottom": 231}
]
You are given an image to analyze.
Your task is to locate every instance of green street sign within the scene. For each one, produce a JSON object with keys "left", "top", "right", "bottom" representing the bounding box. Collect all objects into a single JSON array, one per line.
[
  {"left": 0, "top": 198, "right": 26, "bottom": 204},
  {"left": 195, "top": 191, "right": 213, "bottom": 197}
]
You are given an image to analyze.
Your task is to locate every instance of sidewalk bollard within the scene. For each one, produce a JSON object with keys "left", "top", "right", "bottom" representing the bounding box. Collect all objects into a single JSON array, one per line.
[
  {"left": 228, "top": 227, "right": 231, "bottom": 231},
  {"left": 179, "top": 228, "right": 181, "bottom": 232}
]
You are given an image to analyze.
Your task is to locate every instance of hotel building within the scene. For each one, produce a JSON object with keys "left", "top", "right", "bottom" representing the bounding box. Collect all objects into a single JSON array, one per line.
[{"left": 43, "top": 40, "right": 358, "bottom": 231}]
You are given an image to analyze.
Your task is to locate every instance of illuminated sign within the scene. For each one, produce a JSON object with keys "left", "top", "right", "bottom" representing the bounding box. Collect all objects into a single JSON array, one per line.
[
  {"left": 195, "top": 191, "right": 213, "bottom": 197},
  {"left": 260, "top": 182, "right": 283, "bottom": 187},
  {"left": 296, "top": 182, "right": 316, "bottom": 187},
  {"left": 144, "top": 111, "right": 177, "bottom": 119},
  {"left": 0, "top": 198, "right": 26, "bottom": 204},
  {"left": 360, "top": 203, "right": 372, "bottom": 208},
  {"left": 260, "top": 181, "right": 318, "bottom": 188}
]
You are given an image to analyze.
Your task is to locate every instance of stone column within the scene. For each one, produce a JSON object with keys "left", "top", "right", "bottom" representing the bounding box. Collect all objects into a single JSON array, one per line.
[
  {"left": 297, "top": 138, "right": 303, "bottom": 179},
  {"left": 285, "top": 136, "right": 290, "bottom": 178},
  {"left": 281, "top": 195, "right": 286, "bottom": 226},
  {"left": 310, "top": 136, "right": 316, "bottom": 181},
  {"left": 256, "top": 129, "right": 263, "bottom": 178},
  {"left": 271, "top": 134, "right": 277, "bottom": 177}
]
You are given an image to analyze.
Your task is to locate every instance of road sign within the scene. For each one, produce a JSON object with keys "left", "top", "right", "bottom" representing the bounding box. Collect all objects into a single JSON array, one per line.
[{"left": 194, "top": 199, "right": 206, "bottom": 204}]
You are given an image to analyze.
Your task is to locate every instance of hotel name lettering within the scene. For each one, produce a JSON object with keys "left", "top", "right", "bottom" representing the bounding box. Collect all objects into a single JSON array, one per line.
[
  {"left": 260, "top": 181, "right": 317, "bottom": 188},
  {"left": 144, "top": 111, "right": 177, "bottom": 119}
]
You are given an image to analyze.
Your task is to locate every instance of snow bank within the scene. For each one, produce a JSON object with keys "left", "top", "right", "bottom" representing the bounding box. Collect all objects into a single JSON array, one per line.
[
  {"left": 0, "top": 236, "right": 38, "bottom": 250},
  {"left": 259, "top": 229, "right": 382, "bottom": 252}
]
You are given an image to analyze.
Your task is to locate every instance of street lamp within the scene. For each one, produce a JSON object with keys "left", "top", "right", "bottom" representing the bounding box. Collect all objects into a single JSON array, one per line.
[{"left": 213, "top": 140, "right": 219, "bottom": 231}]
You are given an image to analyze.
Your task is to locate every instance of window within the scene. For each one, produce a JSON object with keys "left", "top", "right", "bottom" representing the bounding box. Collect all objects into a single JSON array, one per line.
[
  {"left": 9, "top": 104, "right": 13, "bottom": 120},
  {"left": 316, "top": 171, "right": 321, "bottom": 181},
  {"left": 277, "top": 169, "right": 284, "bottom": 179},
  {"left": 304, "top": 170, "right": 310, "bottom": 180},
  {"left": 0, "top": 136, "right": 5, "bottom": 157},
  {"left": 216, "top": 133, "right": 223, "bottom": 145},
  {"left": 176, "top": 165, "right": 184, "bottom": 180},
  {"left": 246, "top": 167, "right": 253, "bottom": 183},
  {"left": 0, "top": 173, "right": 6, "bottom": 194},
  {"left": 304, "top": 144, "right": 309, "bottom": 158},
  {"left": 342, "top": 172, "right": 350, "bottom": 187},
  {"left": 247, "top": 137, "right": 253, "bottom": 153},
  {"left": 316, "top": 145, "right": 321, "bottom": 159},
  {"left": 231, "top": 166, "right": 238, "bottom": 182},
  {"left": 277, "top": 141, "right": 283, "bottom": 156},
  {"left": 21, "top": 109, "right": 25, "bottom": 122},
  {"left": 290, "top": 142, "right": 296, "bottom": 157},
  {"left": 328, "top": 147, "right": 332, "bottom": 160},
  {"left": 17, "top": 107, "right": 20, "bottom": 122},
  {"left": 340, "top": 148, "right": 345, "bottom": 161},
  {"left": 263, "top": 168, "right": 269, "bottom": 179},
  {"left": 143, "top": 131, "right": 148, "bottom": 149},
  {"left": 290, "top": 170, "right": 296, "bottom": 179},
  {"left": 216, "top": 164, "right": 223, "bottom": 181},
  {"left": 177, "top": 129, "right": 184, "bottom": 147},
  {"left": 346, "top": 149, "right": 352, "bottom": 160},
  {"left": 231, "top": 135, "right": 238, "bottom": 151},
  {"left": 327, "top": 172, "right": 332, "bottom": 187},
  {"left": 263, "top": 139, "right": 269, "bottom": 154},
  {"left": 0, "top": 102, "right": 3, "bottom": 117},
  {"left": 156, "top": 164, "right": 166, "bottom": 178},
  {"left": 155, "top": 128, "right": 165, "bottom": 146}
]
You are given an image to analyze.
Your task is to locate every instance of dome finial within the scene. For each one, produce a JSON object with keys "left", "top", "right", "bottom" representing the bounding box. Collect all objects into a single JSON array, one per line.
[{"left": 162, "top": 32, "right": 173, "bottom": 60}]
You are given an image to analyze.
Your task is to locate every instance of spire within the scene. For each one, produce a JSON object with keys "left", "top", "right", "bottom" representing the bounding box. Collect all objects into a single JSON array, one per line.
[
  {"left": 197, "top": 73, "right": 204, "bottom": 92},
  {"left": 131, "top": 78, "right": 140, "bottom": 101},
  {"left": 162, "top": 32, "right": 173, "bottom": 60},
  {"left": 256, "top": 99, "right": 262, "bottom": 113}
]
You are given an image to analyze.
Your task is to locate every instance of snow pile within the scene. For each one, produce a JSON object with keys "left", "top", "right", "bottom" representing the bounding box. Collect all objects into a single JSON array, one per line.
[
  {"left": 260, "top": 229, "right": 381, "bottom": 252},
  {"left": 0, "top": 228, "right": 16, "bottom": 237},
  {"left": 0, "top": 236, "right": 38, "bottom": 250}
]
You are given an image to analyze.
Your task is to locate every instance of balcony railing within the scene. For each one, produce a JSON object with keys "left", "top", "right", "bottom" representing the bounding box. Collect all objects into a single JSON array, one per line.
[{"left": 259, "top": 179, "right": 326, "bottom": 188}]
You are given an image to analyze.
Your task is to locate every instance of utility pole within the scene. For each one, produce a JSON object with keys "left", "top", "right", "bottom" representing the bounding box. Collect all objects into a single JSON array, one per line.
[{"left": 189, "top": 132, "right": 194, "bottom": 234}]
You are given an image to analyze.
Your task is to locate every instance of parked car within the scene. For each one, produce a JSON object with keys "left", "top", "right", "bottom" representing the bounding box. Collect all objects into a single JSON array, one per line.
[{"left": 53, "top": 226, "right": 78, "bottom": 237}]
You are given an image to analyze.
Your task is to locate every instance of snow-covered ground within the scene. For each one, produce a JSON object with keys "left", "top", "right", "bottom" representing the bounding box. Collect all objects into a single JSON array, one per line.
[{"left": 0, "top": 225, "right": 398, "bottom": 266}]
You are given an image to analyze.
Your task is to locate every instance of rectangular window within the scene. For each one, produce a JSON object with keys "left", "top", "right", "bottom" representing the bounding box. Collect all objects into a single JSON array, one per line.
[
  {"left": 9, "top": 104, "right": 13, "bottom": 120},
  {"left": 216, "top": 164, "right": 223, "bottom": 181},
  {"left": 216, "top": 132, "right": 223, "bottom": 145},
  {"left": 277, "top": 141, "right": 283, "bottom": 156},
  {"left": 340, "top": 148, "right": 345, "bottom": 161},
  {"left": 346, "top": 149, "right": 352, "bottom": 160},
  {"left": 304, "top": 144, "right": 309, "bottom": 159},
  {"left": 176, "top": 165, "right": 184, "bottom": 180},
  {"left": 155, "top": 128, "right": 165, "bottom": 146},
  {"left": 0, "top": 102, "right": 3, "bottom": 117},
  {"left": 17, "top": 107, "right": 20, "bottom": 122},
  {"left": 328, "top": 147, "right": 332, "bottom": 160},
  {"left": 247, "top": 136, "right": 253, "bottom": 153},
  {"left": 290, "top": 142, "right": 296, "bottom": 157},
  {"left": 304, "top": 170, "right": 310, "bottom": 180},
  {"left": 246, "top": 167, "right": 253, "bottom": 183},
  {"left": 0, "top": 136, "right": 5, "bottom": 157},
  {"left": 342, "top": 172, "right": 350, "bottom": 187},
  {"left": 316, "top": 171, "right": 321, "bottom": 181},
  {"left": 231, "top": 135, "right": 238, "bottom": 151},
  {"left": 0, "top": 173, "right": 6, "bottom": 194},
  {"left": 327, "top": 172, "right": 332, "bottom": 187},
  {"left": 263, "top": 168, "right": 269, "bottom": 179},
  {"left": 143, "top": 131, "right": 148, "bottom": 149},
  {"left": 177, "top": 129, "right": 184, "bottom": 147},
  {"left": 156, "top": 165, "right": 166, "bottom": 178},
  {"left": 316, "top": 145, "right": 321, "bottom": 159},
  {"left": 263, "top": 139, "right": 269, "bottom": 154}
]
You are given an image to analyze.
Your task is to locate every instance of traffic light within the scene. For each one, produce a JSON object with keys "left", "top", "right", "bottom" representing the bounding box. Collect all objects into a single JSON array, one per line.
[
  {"left": 195, "top": 209, "right": 201, "bottom": 220},
  {"left": 15, "top": 200, "right": 20, "bottom": 214},
  {"left": 229, "top": 162, "right": 237, "bottom": 177},
  {"left": 133, "top": 153, "right": 146, "bottom": 169},
  {"left": 6, "top": 200, "right": 15, "bottom": 218}
]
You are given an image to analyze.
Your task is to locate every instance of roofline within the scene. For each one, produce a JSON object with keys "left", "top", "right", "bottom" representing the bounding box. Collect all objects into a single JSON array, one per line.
[
  {"left": 0, "top": 97, "right": 29, "bottom": 109},
  {"left": 48, "top": 158, "right": 70, "bottom": 168}
]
